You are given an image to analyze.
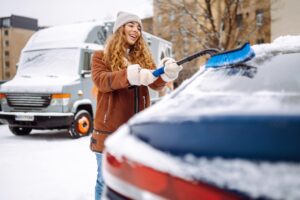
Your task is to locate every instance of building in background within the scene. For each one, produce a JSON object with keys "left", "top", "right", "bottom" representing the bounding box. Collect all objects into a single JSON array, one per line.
[
  {"left": 153, "top": 0, "right": 271, "bottom": 85},
  {"left": 0, "top": 15, "right": 38, "bottom": 80},
  {"left": 271, "top": 0, "right": 300, "bottom": 41},
  {"left": 2, "top": 1, "right": 299, "bottom": 84},
  {"left": 141, "top": 17, "right": 153, "bottom": 34}
]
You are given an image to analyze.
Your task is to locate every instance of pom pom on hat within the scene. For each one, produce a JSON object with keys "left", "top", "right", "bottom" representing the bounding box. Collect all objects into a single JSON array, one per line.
[{"left": 113, "top": 11, "right": 143, "bottom": 33}]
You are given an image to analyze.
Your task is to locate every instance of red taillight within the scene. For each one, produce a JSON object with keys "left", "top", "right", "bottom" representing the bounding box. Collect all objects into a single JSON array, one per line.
[{"left": 104, "top": 152, "right": 243, "bottom": 200}]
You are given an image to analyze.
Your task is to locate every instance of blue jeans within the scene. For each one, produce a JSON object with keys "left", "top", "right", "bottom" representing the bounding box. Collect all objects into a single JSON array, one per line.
[{"left": 95, "top": 153, "right": 105, "bottom": 200}]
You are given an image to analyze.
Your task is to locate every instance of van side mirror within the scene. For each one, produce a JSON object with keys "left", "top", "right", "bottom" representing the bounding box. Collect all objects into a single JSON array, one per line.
[{"left": 81, "top": 70, "right": 90, "bottom": 78}]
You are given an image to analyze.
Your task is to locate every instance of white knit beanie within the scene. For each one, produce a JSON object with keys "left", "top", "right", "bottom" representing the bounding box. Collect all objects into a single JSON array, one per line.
[{"left": 113, "top": 11, "right": 143, "bottom": 33}]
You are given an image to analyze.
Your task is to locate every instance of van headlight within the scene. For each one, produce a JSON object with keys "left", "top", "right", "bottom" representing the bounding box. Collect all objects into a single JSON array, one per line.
[
  {"left": 0, "top": 93, "right": 7, "bottom": 105},
  {"left": 50, "top": 93, "right": 71, "bottom": 106}
]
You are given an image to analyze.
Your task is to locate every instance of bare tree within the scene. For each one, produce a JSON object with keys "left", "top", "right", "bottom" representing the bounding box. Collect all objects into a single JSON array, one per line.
[{"left": 154, "top": 0, "right": 272, "bottom": 85}]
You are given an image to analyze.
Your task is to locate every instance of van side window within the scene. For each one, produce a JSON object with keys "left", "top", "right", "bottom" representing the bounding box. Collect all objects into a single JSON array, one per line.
[
  {"left": 160, "top": 52, "right": 165, "bottom": 60},
  {"left": 167, "top": 48, "right": 172, "bottom": 57},
  {"left": 83, "top": 52, "right": 91, "bottom": 71}
]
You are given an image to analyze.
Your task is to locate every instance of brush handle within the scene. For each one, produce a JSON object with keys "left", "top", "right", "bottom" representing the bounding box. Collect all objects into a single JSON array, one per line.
[
  {"left": 152, "top": 49, "right": 219, "bottom": 77},
  {"left": 152, "top": 66, "right": 165, "bottom": 77}
]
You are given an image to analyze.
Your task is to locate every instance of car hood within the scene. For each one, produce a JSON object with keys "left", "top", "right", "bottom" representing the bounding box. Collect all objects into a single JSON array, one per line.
[{"left": 0, "top": 75, "right": 79, "bottom": 93}]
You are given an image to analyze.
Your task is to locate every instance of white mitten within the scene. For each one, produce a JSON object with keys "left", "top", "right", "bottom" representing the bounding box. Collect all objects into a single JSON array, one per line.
[
  {"left": 127, "top": 64, "right": 141, "bottom": 86},
  {"left": 140, "top": 69, "right": 158, "bottom": 86},
  {"left": 160, "top": 57, "right": 183, "bottom": 82}
]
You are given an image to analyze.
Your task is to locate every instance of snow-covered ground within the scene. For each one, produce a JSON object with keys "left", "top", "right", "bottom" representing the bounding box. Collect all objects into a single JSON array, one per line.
[{"left": 0, "top": 125, "right": 96, "bottom": 200}]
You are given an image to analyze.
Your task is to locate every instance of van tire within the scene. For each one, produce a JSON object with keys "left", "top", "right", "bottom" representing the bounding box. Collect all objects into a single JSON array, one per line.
[
  {"left": 69, "top": 110, "right": 93, "bottom": 138},
  {"left": 9, "top": 126, "right": 32, "bottom": 136}
]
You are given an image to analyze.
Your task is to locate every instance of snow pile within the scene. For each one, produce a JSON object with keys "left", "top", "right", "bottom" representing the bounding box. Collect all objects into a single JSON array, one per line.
[
  {"left": 0, "top": 126, "right": 96, "bottom": 200},
  {"left": 105, "top": 125, "right": 300, "bottom": 200},
  {"left": 252, "top": 35, "right": 300, "bottom": 64}
]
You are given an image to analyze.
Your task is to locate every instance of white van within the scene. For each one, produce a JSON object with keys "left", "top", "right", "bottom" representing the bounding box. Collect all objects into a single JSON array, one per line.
[{"left": 0, "top": 22, "right": 172, "bottom": 138}]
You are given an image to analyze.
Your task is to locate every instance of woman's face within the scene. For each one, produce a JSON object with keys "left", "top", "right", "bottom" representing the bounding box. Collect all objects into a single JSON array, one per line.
[{"left": 124, "top": 22, "right": 141, "bottom": 47}]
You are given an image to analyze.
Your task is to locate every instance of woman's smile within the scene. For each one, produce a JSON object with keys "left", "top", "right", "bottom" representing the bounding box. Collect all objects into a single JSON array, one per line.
[{"left": 124, "top": 22, "right": 141, "bottom": 46}]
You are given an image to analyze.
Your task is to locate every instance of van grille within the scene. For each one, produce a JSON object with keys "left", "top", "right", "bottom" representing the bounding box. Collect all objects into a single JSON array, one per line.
[{"left": 6, "top": 93, "right": 51, "bottom": 109}]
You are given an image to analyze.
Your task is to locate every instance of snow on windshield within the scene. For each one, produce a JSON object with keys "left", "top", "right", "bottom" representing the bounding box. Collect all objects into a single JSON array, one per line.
[
  {"left": 17, "top": 49, "right": 81, "bottom": 77},
  {"left": 105, "top": 125, "right": 300, "bottom": 200}
]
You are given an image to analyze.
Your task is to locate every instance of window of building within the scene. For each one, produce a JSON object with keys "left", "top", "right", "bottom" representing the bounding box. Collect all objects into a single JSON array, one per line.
[
  {"left": 5, "top": 61, "right": 10, "bottom": 68},
  {"left": 236, "top": 14, "right": 243, "bottom": 28},
  {"left": 183, "top": 36, "right": 189, "bottom": 57},
  {"left": 157, "top": 15, "right": 162, "bottom": 25},
  {"left": 169, "top": 10, "right": 175, "bottom": 22},
  {"left": 236, "top": 40, "right": 242, "bottom": 46},
  {"left": 2, "top": 18, "right": 11, "bottom": 27},
  {"left": 5, "top": 40, "right": 9, "bottom": 47},
  {"left": 4, "top": 51, "right": 9, "bottom": 56},
  {"left": 221, "top": 22, "right": 225, "bottom": 31},
  {"left": 170, "top": 31, "right": 175, "bottom": 40},
  {"left": 256, "top": 38, "right": 265, "bottom": 44},
  {"left": 256, "top": 9, "right": 264, "bottom": 27},
  {"left": 4, "top": 29, "right": 9, "bottom": 36}
]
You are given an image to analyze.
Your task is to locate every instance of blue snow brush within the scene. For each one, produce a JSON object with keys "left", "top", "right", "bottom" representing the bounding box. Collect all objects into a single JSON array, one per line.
[
  {"left": 152, "top": 42, "right": 255, "bottom": 77},
  {"left": 205, "top": 42, "right": 255, "bottom": 68}
]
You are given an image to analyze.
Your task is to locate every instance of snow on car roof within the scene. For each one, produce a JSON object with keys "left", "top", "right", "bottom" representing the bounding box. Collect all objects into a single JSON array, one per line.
[
  {"left": 23, "top": 22, "right": 103, "bottom": 51},
  {"left": 251, "top": 35, "right": 300, "bottom": 64}
]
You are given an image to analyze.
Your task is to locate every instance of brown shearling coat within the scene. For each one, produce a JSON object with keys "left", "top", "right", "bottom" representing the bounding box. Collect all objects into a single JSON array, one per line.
[{"left": 90, "top": 51, "right": 166, "bottom": 152}]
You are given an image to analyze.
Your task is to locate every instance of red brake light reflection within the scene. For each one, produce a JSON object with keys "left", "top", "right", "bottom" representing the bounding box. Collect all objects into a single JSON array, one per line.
[
  {"left": 105, "top": 152, "right": 243, "bottom": 200},
  {"left": 106, "top": 152, "right": 168, "bottom": 193},
  {"left": 107, "top": 153, "right": 123, "bottom": 168}
]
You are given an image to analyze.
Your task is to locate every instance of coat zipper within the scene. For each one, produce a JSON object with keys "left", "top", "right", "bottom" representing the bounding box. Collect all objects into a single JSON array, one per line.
[
  {"left": 104, "top": 95, "right": 111, "bottom": 123},
  {"left": 134, "top": 87, "right": 139, "bottom": 113}
]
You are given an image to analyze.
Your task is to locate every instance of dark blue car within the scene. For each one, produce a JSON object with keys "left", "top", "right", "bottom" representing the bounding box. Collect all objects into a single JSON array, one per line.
[{"left": 102, "top": 36, "right": 300, "bottom": 200}]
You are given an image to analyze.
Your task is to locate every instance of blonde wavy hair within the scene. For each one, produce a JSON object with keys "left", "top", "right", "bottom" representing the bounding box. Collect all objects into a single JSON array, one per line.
[{"left": 103, "top": 25, "right": 156, "bottom": 71}]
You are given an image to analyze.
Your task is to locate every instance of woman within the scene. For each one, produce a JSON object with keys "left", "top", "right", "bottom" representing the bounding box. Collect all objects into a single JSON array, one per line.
[{"left": 90, "top": 11, "right": 182, "bottom": 199}]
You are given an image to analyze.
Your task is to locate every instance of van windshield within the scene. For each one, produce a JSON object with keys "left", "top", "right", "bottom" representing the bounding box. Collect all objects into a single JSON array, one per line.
[{"left": 17, "top": 48, "right": 80, "bottom": 77}]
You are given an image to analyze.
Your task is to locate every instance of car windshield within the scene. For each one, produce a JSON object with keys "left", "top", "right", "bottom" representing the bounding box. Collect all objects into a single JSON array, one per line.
[
  {"left": 183, "top": 52, "right": 300, "bottom": 94},
  {"left": 17, "top": 48, "right": 80, "bottom": 77},
  {"left": 132, "top": 52, "right": 300, "bottom": 124}
]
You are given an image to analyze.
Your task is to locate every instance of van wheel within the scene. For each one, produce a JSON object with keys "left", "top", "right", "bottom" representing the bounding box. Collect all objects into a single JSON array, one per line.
[
  {"left": 69, "top": 110, "right": 93, "bottom": 138},
  {"left": 9, "top": 126, "right": 32, "bottom": 136}
]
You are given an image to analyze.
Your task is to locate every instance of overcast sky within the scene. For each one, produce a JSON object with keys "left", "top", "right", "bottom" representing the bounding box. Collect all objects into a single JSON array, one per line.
[{"left": 0, "top": 0, "right": 153, "bottom": 26}]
